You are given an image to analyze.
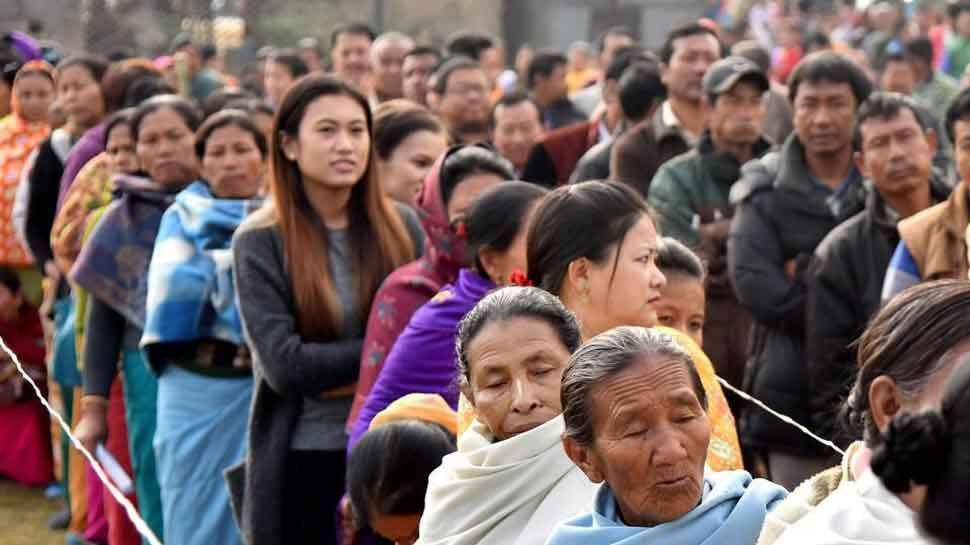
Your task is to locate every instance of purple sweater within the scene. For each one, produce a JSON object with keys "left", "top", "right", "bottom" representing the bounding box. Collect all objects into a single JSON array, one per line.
[
  {"left": 56, "top": 122, "right": 106, "bottom": 209},
  {"left": 348, "top": 268, "right": 495, "bottom": 450}
]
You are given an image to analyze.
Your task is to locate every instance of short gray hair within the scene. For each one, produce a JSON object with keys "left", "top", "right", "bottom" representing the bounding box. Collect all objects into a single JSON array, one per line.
[
  {"left": 456, "top": 286, "right": 582, "bottom": 391},
  {"left": 561, "top": 327, "right": 708, "bottom": 447}
]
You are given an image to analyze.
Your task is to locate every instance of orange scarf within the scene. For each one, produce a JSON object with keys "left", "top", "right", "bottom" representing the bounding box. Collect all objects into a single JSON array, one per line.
[{"left": 0, "top": 111, "right": 50, "bottom": 266}]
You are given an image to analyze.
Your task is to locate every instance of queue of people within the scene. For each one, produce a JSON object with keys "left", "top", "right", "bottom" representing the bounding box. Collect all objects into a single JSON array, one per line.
[{"left": 1, "top": 4, "right": 970, "bottom": 545}]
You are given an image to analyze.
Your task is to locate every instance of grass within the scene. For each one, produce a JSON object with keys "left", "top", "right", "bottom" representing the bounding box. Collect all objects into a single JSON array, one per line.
[{"left": 0, "top": 479, "right": 65, "bottom": 545}]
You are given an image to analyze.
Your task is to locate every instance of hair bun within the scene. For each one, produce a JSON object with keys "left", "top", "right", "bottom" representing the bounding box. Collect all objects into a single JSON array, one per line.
[{"left": 871, "top": 411, "right": 947, "bottom": 494}]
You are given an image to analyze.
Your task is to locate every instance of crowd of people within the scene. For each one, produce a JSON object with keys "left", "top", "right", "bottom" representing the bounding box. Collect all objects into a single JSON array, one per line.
[{"left": 1, "top": 1, "right": 970, "bottom": 544}]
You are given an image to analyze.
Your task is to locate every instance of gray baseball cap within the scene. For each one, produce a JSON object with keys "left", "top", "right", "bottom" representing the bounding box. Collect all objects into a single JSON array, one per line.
[{"left": 702, "top": 55, "right": 770, "bottom": 96}]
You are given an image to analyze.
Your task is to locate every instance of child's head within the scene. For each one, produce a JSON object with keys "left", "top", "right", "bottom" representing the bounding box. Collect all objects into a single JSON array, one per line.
[
  {"left": 103, "top": 108, "right": 138, "bottom": 175},
  {"left": 0, "top": 267, "right": 24, "bottom": 320},
  {"left": 655, "top": 237, "right": 706, "bottom": 346}
]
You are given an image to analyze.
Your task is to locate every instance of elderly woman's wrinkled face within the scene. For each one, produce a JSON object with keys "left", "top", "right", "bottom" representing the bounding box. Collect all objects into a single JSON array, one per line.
[
  {"left": 464, "top": 316, "right": 572, "bottom": 440},
  {"left": 573, "top": 356, "right": 710, "bottom": 527}
]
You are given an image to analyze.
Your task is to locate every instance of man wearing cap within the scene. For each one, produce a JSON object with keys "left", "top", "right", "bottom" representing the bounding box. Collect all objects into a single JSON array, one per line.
[{"left": 648, "top": 55, "right": 772, "bottom": 395}]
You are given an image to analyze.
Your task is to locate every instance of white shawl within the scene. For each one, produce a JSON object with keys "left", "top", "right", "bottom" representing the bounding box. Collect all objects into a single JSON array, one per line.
[
  {"left": 416, "top": 415, "right": 598, "bottom": 545},
  {"left": 772, "top": 468, "right": 930, "bottom": 545}
]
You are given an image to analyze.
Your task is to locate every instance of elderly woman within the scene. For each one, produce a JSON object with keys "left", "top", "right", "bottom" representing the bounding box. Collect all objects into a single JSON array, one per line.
[
  {"left": 416, "top": 286, "right": 599, "bottom": 545},
  {"left": 548, "top": 327, "right": 787, "bottom": 545},
  {"left": 762, "top": 280, "right": 970, "bottom": 545}
]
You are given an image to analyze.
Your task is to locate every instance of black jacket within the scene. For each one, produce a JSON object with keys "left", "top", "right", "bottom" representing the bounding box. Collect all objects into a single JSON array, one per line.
[
  {"left": 25, "top": 136, "right": 67, "bottom": 270},
  {"left": 727, "top": 134, "right": 868, "bottom": 456},
  {"left": 805, "top": 177, "right": 952, "bottom": 446}
]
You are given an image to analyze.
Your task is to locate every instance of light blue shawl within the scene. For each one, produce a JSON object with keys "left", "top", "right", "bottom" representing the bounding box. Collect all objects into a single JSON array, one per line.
[
  {"left": 141, "top": 181, "right": 262, "bottom": 360},
  {"left": 545, "top": 470, "right": 787, "bottom": 545}
]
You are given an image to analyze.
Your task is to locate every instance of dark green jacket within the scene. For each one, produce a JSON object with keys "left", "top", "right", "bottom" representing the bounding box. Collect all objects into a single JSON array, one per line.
[{"left": 649, "top": 131, "right": 773, "bottom": 248}]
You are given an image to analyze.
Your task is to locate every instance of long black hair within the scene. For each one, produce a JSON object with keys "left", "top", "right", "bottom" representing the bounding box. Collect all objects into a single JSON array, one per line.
[
  {"left": 526, "top": 180, "right": 651, "bottom": 295},
  {"left": 465, "top": 182, "right": 548, "bottom": 281}
]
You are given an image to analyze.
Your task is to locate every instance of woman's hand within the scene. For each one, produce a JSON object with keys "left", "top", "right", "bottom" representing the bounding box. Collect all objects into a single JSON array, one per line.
[{"left": 75, "top": 396, "right": 109, "bottom": 454}]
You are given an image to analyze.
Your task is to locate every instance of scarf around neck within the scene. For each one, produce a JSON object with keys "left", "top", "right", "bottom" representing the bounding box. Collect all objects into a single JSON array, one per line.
[
  {"left": 141, "top": 181, "right": 262, "bottom": 353},
  {"left": 417, "top": 415, "right": 598, "bottom": 545},
  {"left": 547, "top": 470, "right": 788, "bottom": 545},
  {"left": 770, "top": 444, "right": 929, "bottom": 545},
  {"left": 70, "top": 174, "right": 182, "bottom": 328}
]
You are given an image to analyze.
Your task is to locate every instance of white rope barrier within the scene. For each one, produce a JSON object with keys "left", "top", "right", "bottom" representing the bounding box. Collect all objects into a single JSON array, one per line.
[
  {"left": 0, "top": 335, "right": 164, "bottom": 545},
  {"left": 717, "top": 376, "right": 847, "bottom": 457}
]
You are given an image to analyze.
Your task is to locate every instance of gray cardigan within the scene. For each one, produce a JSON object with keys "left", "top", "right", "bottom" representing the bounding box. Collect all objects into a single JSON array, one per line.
[{"left": 227, "top": 206, "right": 422, "bottom": 545}]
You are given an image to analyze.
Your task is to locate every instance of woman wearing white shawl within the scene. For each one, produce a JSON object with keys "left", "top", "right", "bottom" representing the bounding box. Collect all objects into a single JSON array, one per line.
[
  {"left": 416, "top": 287, "right": 599, "bottom": 545},
  {"left": 765, "top": 280, "right": 970, "bottom": 545}
]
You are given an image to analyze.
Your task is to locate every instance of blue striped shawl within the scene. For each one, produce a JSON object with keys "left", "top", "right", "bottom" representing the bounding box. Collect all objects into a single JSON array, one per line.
[{"left": 141, "top": 181, "right": 262, "bottom": 353}]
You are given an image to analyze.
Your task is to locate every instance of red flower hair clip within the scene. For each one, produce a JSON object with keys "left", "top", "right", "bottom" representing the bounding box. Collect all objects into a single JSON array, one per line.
[
  {"left": 508, "top": 269, "right": 533, "bottom": 287},
  {"left": 454, "top": 221, "right": 467, "bottom": 239}
]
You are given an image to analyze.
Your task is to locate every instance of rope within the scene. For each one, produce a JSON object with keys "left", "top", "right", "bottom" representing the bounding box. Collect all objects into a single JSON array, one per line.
[
  {"left": 0, "top": 336, "right": 164, "bottom": 545},
  {"left": 2, "top": 329, "right": 848, "bottom": 543},
  {"left": 717, "top": 376, "right": 846, "bottom": 457}
]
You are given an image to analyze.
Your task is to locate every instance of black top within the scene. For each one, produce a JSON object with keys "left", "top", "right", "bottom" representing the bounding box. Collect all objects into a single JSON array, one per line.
[{"left": 25, "top": 137, "right": 66, "bottom": 270}]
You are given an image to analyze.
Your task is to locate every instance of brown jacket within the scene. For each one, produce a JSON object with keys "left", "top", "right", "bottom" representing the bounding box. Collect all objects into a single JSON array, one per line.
[
  {"left": 898, "top": 180, "right": 970, "bottom": 281},
  {"left": 610, "top": 105, "right": 690, "bottom": 197},
  {"left": 520, "top": 120, "right": 599, "bottom": 187}
]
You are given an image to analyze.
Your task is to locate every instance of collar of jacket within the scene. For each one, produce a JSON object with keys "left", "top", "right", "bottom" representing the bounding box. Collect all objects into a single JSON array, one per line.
[
  {"left": 697, "top": 130, "right": 774, "bottom": 187},
  {"left": 866, "top": 172, "right": 953, "bottom": 233},
  {"left": 651, "top": 102, "right": 689, "bottom": 147},
  {"left": 940, "top": 178, "right": 970, "bottom": 241}
]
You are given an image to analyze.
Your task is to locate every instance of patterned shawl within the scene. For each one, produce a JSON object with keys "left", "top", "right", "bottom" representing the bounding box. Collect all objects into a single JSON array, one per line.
[
  {"left": 0, "top": 110, "right": 50, "bottom": 266},
  {"left": 69, "top": 174, "right": 181, "bottom": 328},
  {"left": 141, "top": 181, "right": 262, "bottom": 352}
]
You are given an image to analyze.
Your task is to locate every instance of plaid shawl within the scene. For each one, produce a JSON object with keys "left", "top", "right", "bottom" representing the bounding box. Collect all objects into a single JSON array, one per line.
[
  {"left": 141, "top": 181, "right": 262, "bottom": 351},
  {"left": 69, "top": 174, "right": 180, "bottom": 328}
]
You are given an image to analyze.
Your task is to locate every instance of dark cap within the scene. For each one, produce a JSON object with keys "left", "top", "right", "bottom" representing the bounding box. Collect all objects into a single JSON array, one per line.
[{"left": 702, "top": 55, "right": 769, "bottom": 96}]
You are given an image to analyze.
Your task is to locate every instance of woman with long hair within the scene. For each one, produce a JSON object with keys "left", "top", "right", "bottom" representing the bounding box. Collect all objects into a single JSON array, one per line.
[
  {"left": 72, "top": 94, "right": 203, "bottom": 540},
  {"left": 230, "top": 74, "right": 421, "bottom": 545},
  {"left": 526, "top": 181, "right": 742, "bottom": 471}
]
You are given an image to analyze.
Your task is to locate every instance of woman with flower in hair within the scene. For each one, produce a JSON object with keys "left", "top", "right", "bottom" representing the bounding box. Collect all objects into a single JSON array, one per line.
[{"left": 349, "top": 181, "right": 545, "bottom": 449}]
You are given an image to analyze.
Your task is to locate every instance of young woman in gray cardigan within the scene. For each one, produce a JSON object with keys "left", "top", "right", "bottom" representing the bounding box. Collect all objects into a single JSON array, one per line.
[{"left": 231, "top": 75, "right": 422, "bottom": 545}]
